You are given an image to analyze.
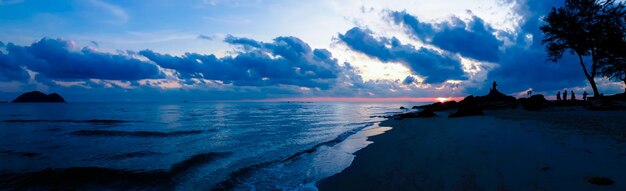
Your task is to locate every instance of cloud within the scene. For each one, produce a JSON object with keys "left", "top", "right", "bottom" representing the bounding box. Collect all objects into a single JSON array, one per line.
[
  {"left": 390, "top": 11, "right": 502, "bottom": 62},
  {"left": 485, "top": 0, "right": 588, "bottom": 93},
  {"left": 386, "top": 2, "right": 606, "bottom": 94},
  {"left": 2, "top": 38, "right": 163, "bottom": 81},
  {"left": 0, "top": 49, "right": 30, "bottom": 82},
  {"left": 140, "top": 35, "right": 342, "bottom": 89},
  {"left": 86, "top": 0, "right": 129, "bottom": 24},
  {"left": 223, "top": 35, "right": 262, "bottom": 48},
  {"left": 338, "top": 27, "right": 466, "bottom": 84},
  {"left": 402, "top": 75, "right": 416, "bottom": 84},
  {"left": 197, "top": 35, "right": 215, "bottom": 41},
  {"left": 0, "top": 0, "right": 23, "bottom": 5},
  {"left": 201, "top": 0, "right": 261, "bottom": 7}
]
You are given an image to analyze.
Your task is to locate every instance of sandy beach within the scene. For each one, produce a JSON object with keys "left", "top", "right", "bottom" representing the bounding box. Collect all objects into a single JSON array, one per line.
[{"left": 317, "top": 107, "right": 626, "bottom": 190}]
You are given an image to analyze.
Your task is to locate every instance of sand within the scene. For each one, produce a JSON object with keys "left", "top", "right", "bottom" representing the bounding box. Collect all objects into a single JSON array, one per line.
[{"left": 317, "top": 108, "right": 626, "bottom": 190}]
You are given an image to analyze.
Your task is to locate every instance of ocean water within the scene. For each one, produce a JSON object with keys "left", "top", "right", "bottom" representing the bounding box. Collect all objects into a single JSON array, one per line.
[{"left": 0, "top": 102, "right": 419, "bottom": 190}]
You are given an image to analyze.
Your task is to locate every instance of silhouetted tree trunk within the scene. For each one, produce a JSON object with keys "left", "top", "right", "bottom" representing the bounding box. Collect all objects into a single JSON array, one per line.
[
  {"left": 578, "top": 53, "right": 601, "bottom": 97},
  {"left": 542, "top": 0, "right": 626, "bottom": 97}
]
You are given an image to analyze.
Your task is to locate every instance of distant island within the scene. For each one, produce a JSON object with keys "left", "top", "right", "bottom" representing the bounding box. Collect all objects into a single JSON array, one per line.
[{"left": 12, "top": 91, "right": 66, "bottom": 103}]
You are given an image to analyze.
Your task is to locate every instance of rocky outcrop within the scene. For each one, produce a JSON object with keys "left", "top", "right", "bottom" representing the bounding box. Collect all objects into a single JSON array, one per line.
[
  {"left": 394, "top": 108, "right": 438, "bottom": 119},
  {"left": 12, "top": 91, "right": 66, "bottom": 103},
  {"left": 523, "top": 94, "right": 548, "bottom": 110},
  {"left": 414, "top": 101, "right": 459, "bottom": 111},
  {"left": 449, "top": 95, "right": 483, "bottom": 118},
  {"left": 476, "top": 89, "right": 517, "bottom": 109}
]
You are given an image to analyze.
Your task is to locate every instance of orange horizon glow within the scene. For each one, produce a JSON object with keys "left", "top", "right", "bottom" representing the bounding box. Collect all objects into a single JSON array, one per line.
[
  {"left": 436, "top": 97, "right": 451, "bottom": 103},
  {"left": 229, "top": 96, "right": 465, "bottom": 103}
]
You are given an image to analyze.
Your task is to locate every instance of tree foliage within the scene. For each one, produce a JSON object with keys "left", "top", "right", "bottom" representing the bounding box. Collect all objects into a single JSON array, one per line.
[{"left": 541, "top": 0, "right": 626, "bottom": 96}]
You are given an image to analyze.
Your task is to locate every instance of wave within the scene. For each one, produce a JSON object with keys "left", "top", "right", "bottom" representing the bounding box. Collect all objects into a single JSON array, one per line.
[
  {"left": 72, "top": 130, "right": 204, "bottom": 137},
  {"left": 212, "top": 122, "right": 377, "bottom": 190},
  {"left": 1, "top": 119, "right": 135, "bottom": 124},
  {"left": 0, "top": 152, "right": 231, "bottom": 190},
  {"left": 109, "top": 151, "right": 162, "bottom": 160},
  {"left": 0, "top": 150, "right": 44, "bottom": 159}
]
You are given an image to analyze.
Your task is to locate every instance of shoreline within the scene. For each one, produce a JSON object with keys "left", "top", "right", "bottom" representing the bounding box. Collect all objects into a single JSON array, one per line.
[{"left": 317, "top": 107, "right": 626, "bottom": 190}]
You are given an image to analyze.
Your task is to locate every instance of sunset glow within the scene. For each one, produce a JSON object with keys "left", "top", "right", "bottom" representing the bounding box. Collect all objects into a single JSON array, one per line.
[{"left": 436, "top": 97, "right": 450, "bottom": 103}]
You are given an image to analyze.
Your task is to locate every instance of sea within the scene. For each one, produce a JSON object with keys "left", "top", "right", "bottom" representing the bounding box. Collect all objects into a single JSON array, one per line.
[{"left": 0, "top": 102, "right": 422, "bottom": 190}]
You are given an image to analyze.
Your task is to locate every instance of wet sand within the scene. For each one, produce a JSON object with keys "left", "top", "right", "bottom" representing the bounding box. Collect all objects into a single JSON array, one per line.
[{"left": 317, "top": 108, "right": 626, "bottom": 190}]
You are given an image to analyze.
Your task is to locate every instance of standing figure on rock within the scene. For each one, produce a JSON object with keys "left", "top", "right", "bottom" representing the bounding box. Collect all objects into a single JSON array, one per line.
[
  {"left": 571, "top": 90, "right": 576, "bottom": 100},
  {"left": 583, "top": 91, "right": 588, "bottom": 101},
  {"left": 563, "top": 90, "right": 568, "bottom": 101},
  {"left": 557, "top": 91, "right": 561, "bottom": 101},
  {"left": 492, "top": 81, "right": 498, "bottom": 91}
]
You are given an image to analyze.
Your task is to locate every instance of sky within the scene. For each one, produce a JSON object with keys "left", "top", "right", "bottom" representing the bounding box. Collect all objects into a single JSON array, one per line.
[{"left": 1, "top": 0, "right": 625, "bottom": 102}]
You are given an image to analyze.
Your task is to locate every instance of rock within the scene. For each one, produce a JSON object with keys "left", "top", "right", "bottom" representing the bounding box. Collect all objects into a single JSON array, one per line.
[
  {"left": 478, "top": 89, "right": 517, "bottom": 103},
  {"left": 605, "top": 92, "right": 626, "bottom": 101},
  {"left": 394, "top": 108, "right": 438, "bottom": 119},
  {"left": 523, "top": 94, "right": 547, "bottom": 111},
  {"left": 415, "top": 108, "right": 437, "bottom": 117},
  {"left": 413, "top": 101, "right": 458, "bottom": 111},
  {"left": 476, "top": 89, "right": 517, "bottom": 109},
  {"left": 400, "top": 106, "right": 407, "bottom": 110},
  {"left": 587, "top": 176, "right": 614, "bottom": 186},
  {"left": 12, "top": 91, "right": 66, "bottom": 103},
  {"left": 449, "top": 95, "right": 483, "bottom": 118},
  {"left": 587, "top": 99, "right": 626, "bottom": 110}
]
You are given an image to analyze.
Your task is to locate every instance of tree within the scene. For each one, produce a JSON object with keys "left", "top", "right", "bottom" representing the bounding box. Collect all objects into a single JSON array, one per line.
[
  {"left": 598, "top": 39, "right": 626, "bottom": 88},
  {"left": 597, "top": 2, "right": 626, "bottom": 89},
  {"left": 541, "top": 0, "right": 626, "bottom": 97}
]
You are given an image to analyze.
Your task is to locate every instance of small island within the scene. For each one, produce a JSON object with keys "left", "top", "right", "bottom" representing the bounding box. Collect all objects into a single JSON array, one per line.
[{"left": 12, "top": 91, "right": 66, "bottom": 103}]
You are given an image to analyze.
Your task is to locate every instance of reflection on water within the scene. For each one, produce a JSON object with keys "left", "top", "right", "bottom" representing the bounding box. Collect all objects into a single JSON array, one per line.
[{"left": 0, "top": 102, "right": 422, "bottom": 190}]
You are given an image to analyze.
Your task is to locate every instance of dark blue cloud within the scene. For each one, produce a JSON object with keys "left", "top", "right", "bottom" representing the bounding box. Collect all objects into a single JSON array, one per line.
[
  {"left": 486, "top": 0, "right": 587, "bottom": 93},
  {"left": 390, "top": 11, "right": 501, "bottom": 62},
  {"left": 432, "top": 16, "right": 501, "bottom": 62},
  {"left": 197, "top": 35, "right": 215, "bottom": 41},
  {"left": 338, "top": 27, "right": 466, "bottom": 84},
  {"left": 390, "top": 11, "right": 435, "bottom": 41},
  {"left": 224, "top": 35, "right": 263, "bottom": 48},
  {"left": 2, "top": 38, "right": 163, "bottom": 81},
  {"left": 0, "top": 49, "right": 30, "bottom": 81},
  {"left": 390, "top": 2, "right": 599, "bottom": 94},
  {"left": 141, "top": 36, "right": 341, "bottom": 89},
  {"left": 402, "top": 76, "right": 416, "bottom": 84}
]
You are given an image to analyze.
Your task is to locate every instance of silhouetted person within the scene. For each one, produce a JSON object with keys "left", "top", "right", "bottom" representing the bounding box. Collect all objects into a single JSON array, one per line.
[
  {"left": 557, "top": 91, "right": 561, "bottom": 101},
  {"left": 492, "top": 81, "right": 497, "bottom": 91},
  {"left": 571, "top": 90, "right": 575, "bottom": 100},
  {"left": 527, "top": 90, "right": 533, "bottom": 98},
  {"left": 563, "top": 90, "right": 568, "bottom": 101},
  {"left": 583, "top": 91, "right": 588, "bottom": 101}
]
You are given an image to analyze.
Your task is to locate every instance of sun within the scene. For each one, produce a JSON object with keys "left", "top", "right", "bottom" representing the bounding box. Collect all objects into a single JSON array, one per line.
[{"left": 436, "top": 97, "right": 449, "bottom": 103}]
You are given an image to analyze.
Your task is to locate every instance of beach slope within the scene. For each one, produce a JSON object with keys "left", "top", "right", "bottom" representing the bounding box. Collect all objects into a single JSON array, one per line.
[{"left": 318, "top": 109, "right": 626, "bottom": 190}]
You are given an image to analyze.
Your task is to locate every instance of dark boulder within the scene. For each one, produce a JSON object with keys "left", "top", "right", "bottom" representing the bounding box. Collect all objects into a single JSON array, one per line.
[
  {"left": 413, "top": 101, "right": 458, "bottom": 111},
  {"left": 394, "top": 108, "right": 438, "bottom": 119},
  {"left": 449, "top": 95, "right": 483, "bottom": 118},
  {"left": 477, "top": 89, "right": 517, "bottom": 103},
  {"left": 415, "top": 108, "right": 437, "bottom": 117},
  {"left": 523, "top": 94, "right": 548, "bottom": 110},
  {"left": 476, "top": 89, "right": 517, "bottom": 109},
  {"left": 603, "top": 92, "right": 626, "bottom": 101},
  {"left": 587, "top": 176, "right": 615, "bottom": 186},
  {"left": 12, "top": 91, "right": 66, "bottom": 103}
]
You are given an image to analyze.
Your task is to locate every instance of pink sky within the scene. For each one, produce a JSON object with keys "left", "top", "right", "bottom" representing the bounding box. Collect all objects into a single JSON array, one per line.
[{"left": 240, "top": 96, "right": 466, "bottom": 103}]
